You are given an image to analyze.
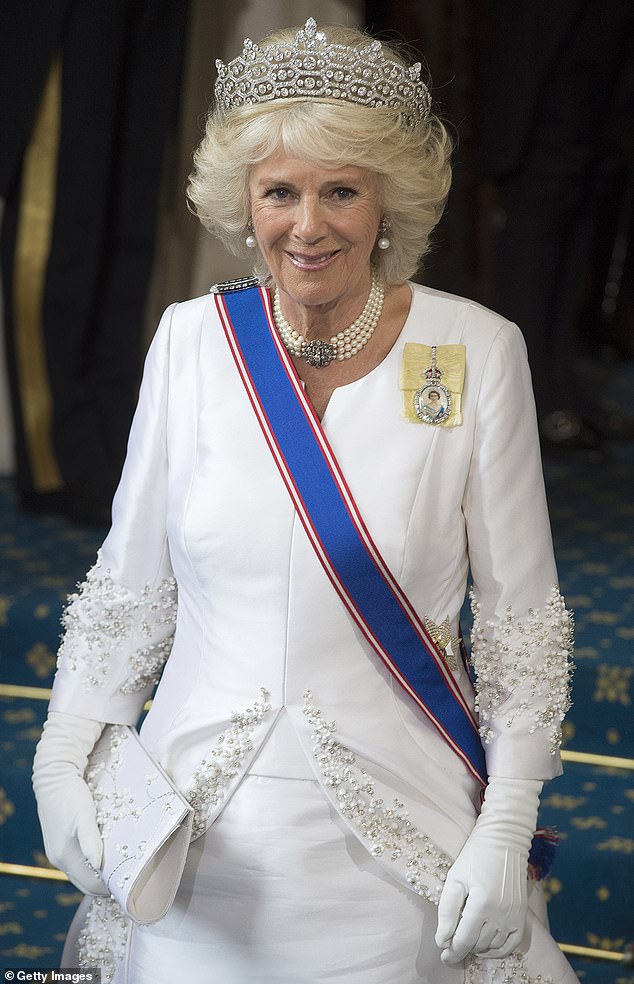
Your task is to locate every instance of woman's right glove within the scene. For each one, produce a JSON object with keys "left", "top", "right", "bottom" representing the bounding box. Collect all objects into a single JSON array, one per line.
[{"left": 32, "top": 710, "right": 109, "bottom": 895}]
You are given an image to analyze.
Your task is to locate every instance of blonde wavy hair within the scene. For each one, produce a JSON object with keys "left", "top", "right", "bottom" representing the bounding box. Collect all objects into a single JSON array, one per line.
[{"left": 187, "top": 24, "right": 453, "bottom": 285}]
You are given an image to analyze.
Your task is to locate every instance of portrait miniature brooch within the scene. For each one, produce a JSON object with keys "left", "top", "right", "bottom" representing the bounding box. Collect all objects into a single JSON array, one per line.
[{"left": 400, "top": 343, "right": 466, "bottom": 427}]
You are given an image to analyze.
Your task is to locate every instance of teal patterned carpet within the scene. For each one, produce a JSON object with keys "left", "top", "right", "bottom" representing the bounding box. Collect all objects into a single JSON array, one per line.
[{"left": 0, "top": 431, "right": 633, "bottom": 980}]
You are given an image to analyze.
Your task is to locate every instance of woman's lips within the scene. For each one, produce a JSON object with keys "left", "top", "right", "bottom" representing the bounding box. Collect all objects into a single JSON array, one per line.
[{"left": 286, "top": 250, "right": 340, "bottom": 271}]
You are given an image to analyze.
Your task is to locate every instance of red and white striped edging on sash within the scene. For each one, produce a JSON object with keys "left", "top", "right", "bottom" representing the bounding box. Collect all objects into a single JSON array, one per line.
[{"left": 213, "top": 282, "right": 487, "bottom": 787}]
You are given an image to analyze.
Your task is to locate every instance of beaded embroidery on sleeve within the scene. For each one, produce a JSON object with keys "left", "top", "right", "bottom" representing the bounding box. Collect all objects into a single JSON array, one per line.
[
  {"left": 57, "top": 553, "right": 177, "bottom": 694},
  {"left": 470, "top": 585, "right": 574, "bottom": 753}
]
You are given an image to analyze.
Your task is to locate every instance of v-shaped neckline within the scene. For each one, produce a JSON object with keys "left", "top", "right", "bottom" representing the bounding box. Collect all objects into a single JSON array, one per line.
[{"left": 319, "top": 283, "right": 415, "bottom": 427}]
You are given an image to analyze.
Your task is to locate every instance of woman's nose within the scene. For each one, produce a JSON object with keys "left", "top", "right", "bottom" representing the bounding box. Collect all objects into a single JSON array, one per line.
[{"left": 293, "top": 197, "right": 327, "bottom": 241}]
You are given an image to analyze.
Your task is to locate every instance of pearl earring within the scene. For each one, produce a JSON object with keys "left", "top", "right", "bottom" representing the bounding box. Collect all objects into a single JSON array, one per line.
[
  {"left": 245, "top": 220, "right": 256, "bottom": 248},
  {"left": 377, "top": 219, "right": 391, "bottom": 250}
]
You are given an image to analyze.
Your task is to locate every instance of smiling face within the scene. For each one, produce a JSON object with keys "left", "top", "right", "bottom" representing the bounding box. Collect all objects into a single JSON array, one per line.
[{"left": 249, "top": 149, "right": 382, "bottom": 328}]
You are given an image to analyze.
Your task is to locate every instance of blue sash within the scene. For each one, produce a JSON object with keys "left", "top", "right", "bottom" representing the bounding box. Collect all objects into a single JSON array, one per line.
[{"left": 215, "top": 284, "right": 487, "bottom": 786}]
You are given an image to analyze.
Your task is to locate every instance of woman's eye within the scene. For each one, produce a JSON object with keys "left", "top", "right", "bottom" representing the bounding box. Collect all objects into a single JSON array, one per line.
[
  {"left": 267, "top": 187, "right": 291, "bottom": 201},
  {"left": 332, "top": 187, "right": 356, "bottom": 200}
]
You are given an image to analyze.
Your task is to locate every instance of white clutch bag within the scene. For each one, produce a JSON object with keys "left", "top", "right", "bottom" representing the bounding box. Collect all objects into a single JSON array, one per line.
[{"left": 85, "top": 724, "right": 194, "bottom": 924}]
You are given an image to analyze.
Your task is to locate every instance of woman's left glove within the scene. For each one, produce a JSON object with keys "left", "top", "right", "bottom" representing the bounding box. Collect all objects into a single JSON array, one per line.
[
  {"left": 32, "top": 710, "right": 109, "bottom": 895},
  {"left": 435, "top": 776, "right": 542, "bottom": 965}
]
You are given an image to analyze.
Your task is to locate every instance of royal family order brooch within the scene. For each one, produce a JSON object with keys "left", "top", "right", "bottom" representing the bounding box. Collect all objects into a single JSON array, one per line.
[{"left": 399, "top": 343, "right": 466, "bottom": 427}]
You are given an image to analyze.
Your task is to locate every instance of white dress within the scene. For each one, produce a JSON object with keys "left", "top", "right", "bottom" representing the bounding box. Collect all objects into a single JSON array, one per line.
[{"left": 53, "top": 283, "right": 577, "bottom": 983}]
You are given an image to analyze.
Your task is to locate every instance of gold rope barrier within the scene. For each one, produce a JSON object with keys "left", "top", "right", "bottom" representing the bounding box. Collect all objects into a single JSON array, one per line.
[
  {"left": 558, "top": 942, "right": 626, "bottom": 963},
  {"left": 0, "top": 683, "right": 52, "bottom": 700},
  {"left": 0, "top": 862, "right": 68, "bottom": 881}
]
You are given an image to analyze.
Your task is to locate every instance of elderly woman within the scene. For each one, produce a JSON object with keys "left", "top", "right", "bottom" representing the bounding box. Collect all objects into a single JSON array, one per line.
[{"left": 33, "top": 19, "right": 578, "bottom": 984}]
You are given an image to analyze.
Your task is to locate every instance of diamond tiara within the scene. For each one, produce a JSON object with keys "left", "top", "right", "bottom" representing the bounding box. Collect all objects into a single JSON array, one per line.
[{"left": 214, "top": 17, "right": 431, "bottom": 127}]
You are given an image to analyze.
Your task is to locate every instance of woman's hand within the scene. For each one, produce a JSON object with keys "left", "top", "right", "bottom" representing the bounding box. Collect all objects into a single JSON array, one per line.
[
  {"left": 435, "top": 777, "right": 542, "bottom": 965},
  {"left": 32, "top": 710, "right": 109, "bottom": 895}
]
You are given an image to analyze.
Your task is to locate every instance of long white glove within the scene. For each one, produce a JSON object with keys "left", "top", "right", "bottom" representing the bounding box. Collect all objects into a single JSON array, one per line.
[
  {"left": 32, "top": 710, "right": 109, "bottom": 895},
  {"left": 435, "top": 776, "right": 542, "bottom": 965}
]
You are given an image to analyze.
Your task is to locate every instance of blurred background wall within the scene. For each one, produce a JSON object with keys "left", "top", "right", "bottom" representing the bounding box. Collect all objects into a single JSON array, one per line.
[
  {"left": 0, "top": 0, "right": 359, "bottom": 514},
  {"left": 1, "top": 0, "right": 632, "bottom": 490}
]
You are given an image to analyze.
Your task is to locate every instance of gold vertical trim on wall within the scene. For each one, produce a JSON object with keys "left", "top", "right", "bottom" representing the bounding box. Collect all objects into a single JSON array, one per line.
[{"left": 13, "top": 56, "right": 64, "bottom": 492}]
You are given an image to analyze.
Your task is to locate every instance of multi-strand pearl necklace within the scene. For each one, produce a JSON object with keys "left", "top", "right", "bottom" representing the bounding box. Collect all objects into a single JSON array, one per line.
[{"left": 272, "top": 269, "right": 385, "bottom": 368}]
